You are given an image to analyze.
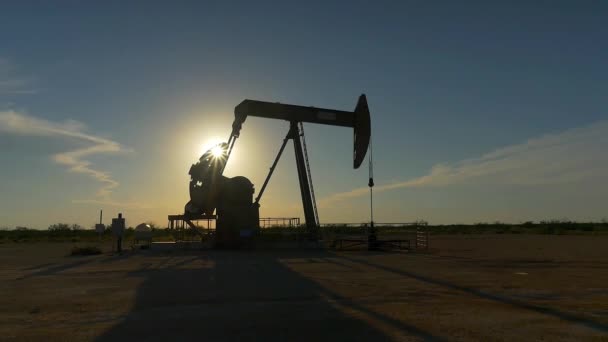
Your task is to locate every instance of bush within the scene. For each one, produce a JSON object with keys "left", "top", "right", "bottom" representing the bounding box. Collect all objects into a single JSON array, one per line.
[{"left": 49, "top": 223, "right": 71, "bottom": 231}]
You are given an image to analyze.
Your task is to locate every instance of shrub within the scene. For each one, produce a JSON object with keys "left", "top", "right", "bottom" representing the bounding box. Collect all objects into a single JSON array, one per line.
[{"left": 49, "top": 223, "right": 71, "bottom": 231}]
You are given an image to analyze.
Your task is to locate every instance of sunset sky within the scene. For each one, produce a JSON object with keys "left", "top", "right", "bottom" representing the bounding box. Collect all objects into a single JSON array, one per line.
[{"left": 1, "top": 2, "right": 607, "bottom": 229}]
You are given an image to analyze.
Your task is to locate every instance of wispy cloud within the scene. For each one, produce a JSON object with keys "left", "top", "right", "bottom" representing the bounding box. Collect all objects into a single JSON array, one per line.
[
  {"left": 319, "top": 120, "right": 608, "bottom": 207},
  {"left": 0, "top": 110, "right": 131, "bottom": 201}
]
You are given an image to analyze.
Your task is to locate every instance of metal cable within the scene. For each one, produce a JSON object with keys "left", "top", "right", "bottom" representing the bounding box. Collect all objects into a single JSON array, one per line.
[{"left": 368, "top": 137, "right": 374, "bottom": 225}]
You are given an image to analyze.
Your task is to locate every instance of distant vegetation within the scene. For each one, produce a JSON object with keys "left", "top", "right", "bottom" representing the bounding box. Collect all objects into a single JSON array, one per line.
[
  {"left": 323, "top": 220, "right": 608, "bottom": 235},
  {"left": 48, "top": 223, "right": 85, "bottom": 231},
  {"left": 432, "top": 220, "right": 608, "bottom": 235},
  {"left": 0, "top": 220, "right": 606, "bottom": 244},
  {"left": 0, "top": 222, "right": 174, "bottom": 244}
]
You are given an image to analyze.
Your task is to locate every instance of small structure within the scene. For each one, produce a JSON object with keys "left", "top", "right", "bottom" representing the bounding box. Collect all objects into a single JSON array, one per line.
[
  {"left": 95, "top": 210, "right": 105, "bottom": 239},
  {"left": 111, "top": 213, "right": 125, "bottom": 253},
  {"left": 134, "top": 223, "right": 153, "bottom": 247}
]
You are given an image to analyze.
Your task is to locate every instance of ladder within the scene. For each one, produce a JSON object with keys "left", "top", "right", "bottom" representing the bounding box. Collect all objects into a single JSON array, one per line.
[
  {"left": 415, "top": 225, "right": 429, "bottom": 250},
  {"left": 298, "top": 122, "right": 319, "bottom": 226}
]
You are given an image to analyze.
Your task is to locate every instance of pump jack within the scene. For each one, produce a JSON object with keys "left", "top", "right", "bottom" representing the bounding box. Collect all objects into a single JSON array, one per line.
[{"left": 184, "top": 95, "right": 371, "bottom": 246}]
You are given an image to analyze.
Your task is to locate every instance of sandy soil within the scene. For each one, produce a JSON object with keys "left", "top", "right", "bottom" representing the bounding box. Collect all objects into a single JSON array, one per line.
[{"left": 1, "top": 235, "right": 607, "bottom": 341}]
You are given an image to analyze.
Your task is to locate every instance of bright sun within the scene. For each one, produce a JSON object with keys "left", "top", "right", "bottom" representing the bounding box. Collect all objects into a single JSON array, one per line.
[
  {"left": 200, "top": 137, "right": 222, "bottom": 157},
  {"left": 199, "top": 137, "right": 229, "bottom": 161},
  {"left": 211, "top": 145, "right": 224, "bottom": 158}
]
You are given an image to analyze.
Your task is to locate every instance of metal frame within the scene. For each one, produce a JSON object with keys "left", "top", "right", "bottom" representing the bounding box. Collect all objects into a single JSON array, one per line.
[
  {"left": 253, "top": 121, "right": 319, "bottom": 233},
  {"left": 328, "top": 222, "right": 429, "bottom": 251},
  {"left": 259, "top": 217, "right": 301, "bottom": 228},
  {"left": 168, "top": 214, "right": 216, "bottom": 242},
  {"left": 333, "top": 238, "right": 411, "bottom": 250},
  {"left": 228, "top": 95, "right": 371, "bottom": 235}
]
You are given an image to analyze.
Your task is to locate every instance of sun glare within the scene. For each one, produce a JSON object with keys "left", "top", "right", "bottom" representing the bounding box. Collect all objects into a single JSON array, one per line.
[
  {"left": 200, "top": 137, "right": 223, "bottom": 157},
  {"left": 211, "top": 145, "right": 224, "bottom": 158}
]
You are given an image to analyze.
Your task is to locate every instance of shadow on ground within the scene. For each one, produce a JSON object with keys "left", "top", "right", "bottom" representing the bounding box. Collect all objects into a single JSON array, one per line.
[
  {"left": 338, "top": 255, "right": 608, "bottom": 335},
  {"left": 17, "top": 256, "right": 110, "bottom": 280},
  {"left": 96, "top": 250, "right": 443, "bottom": 342}
]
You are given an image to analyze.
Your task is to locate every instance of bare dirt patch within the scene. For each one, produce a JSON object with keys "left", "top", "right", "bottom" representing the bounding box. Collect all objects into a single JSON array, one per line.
[{"left": 1, "top": 235, "right": 607, "bottom": 341}]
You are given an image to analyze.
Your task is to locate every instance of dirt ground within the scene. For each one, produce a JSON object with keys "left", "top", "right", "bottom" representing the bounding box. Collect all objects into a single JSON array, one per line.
[{"left": 1, "top": 235, "right": 607, "bottom": 341}]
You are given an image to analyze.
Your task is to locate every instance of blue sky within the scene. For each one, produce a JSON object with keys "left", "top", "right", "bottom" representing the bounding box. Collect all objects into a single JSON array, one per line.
[{"left": 1, "top": 1, "right": 607, "bottom": 228}]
